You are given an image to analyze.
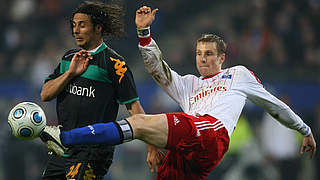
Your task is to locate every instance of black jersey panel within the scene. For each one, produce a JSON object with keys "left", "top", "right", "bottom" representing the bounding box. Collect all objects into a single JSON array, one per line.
[
  {"left": 115, "top": 68, "right": 140, "bottom": 104},
  {"left": 106, "top": 56, "right": 139, "bottom": 105},
  {"left": 57, "top": 77, "right": 118, "bottom": 130}
]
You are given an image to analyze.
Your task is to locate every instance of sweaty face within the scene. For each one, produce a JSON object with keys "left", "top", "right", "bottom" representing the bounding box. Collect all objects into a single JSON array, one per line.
[
  {"left": 72, "top": 13, "right": 102, "bottom": 50},
  {"left": 196, "top": 42, "right": 225, "bottom": 77}
]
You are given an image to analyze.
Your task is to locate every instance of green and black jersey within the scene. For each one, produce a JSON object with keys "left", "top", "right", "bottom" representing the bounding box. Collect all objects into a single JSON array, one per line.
[{"left": 45, "top": 42, "right": 139, "bottom": 160}]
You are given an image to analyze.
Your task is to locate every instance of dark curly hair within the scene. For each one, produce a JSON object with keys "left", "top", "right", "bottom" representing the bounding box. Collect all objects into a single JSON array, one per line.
[{"left": 71, "top": 0, "right": 125, "bottom": 38}]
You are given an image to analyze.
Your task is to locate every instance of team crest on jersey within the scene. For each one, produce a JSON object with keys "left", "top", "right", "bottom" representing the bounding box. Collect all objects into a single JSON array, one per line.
[
  {"left": 222, "top": 74, "right": 232, "bottom": 79},
  {"left": 110, "top": 57, "right": 127, "bottom": 83}
]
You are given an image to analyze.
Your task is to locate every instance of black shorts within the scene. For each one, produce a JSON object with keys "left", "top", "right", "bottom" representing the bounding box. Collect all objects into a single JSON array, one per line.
[
  {"left": 42, "top": 153, "right": 66, "bottom": 179},
  {"left": 43, "top": 147, "right": 114, "bottom": 180},
  {"left": 64, "top": 159, "right": 112, "bottom": 180}
]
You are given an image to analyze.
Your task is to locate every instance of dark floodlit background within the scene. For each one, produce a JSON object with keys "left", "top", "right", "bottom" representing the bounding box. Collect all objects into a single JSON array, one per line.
[{"left": 0, "top": 0, "right": 319, "bottom": 180}]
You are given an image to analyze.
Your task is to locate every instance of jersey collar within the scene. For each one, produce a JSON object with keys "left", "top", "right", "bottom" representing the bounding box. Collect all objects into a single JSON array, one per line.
[
  {"left": 201, "top": 72, "right": 221, "bottom": 80},
  {"left": 89, "top": 42, "right": 108, "bottom": 55}
]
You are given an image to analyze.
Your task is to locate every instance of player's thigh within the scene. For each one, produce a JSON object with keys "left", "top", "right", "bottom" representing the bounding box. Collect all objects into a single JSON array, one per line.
[
  {"left": 127, "top": 114, "right": 168, "bottom": 148},
  {"left": 65, "top": 160, "right": 109, "bottom": 180}
]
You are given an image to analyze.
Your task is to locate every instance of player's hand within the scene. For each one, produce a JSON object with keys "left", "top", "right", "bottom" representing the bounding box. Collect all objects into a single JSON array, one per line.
[
  {"left": 300, "top": 131, "right": 316, "bottom": 159},
  {"left": 146, "top": 144, "right": 165, "bottom": 173},
  {"left": 68, "top": 50, "right": 93, "bottom": 77},
  {"left": 135, "top": 6, "right": 158, "bottom": 29}
]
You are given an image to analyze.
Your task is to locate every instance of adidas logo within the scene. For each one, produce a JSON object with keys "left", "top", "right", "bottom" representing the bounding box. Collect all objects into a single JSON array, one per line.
[
  {"left": 196, "top": 130, "right": 201, "bottom": 137},
  {"left": 173, "top": 115, "right": 180, "bottom": 126}
]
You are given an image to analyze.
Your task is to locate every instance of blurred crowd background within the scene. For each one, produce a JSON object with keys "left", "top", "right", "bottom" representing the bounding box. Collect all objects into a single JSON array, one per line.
[{"left": 0, "top": 0, "right": 319, "bottom": 179}]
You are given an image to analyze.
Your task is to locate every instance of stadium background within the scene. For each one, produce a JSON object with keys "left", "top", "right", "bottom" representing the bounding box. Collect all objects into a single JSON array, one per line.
[{"left": 0, "top": 0, "right": 319, "bottom": 179}]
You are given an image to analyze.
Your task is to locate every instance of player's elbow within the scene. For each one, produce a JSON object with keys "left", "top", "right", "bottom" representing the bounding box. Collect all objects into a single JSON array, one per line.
[
  {"left": 40, "top": 93, "right": 48, "bottom": 102},
  {"left": 40, "top": 82, "right": 55, "bottom": 101},
  {"left": 40, "top": 91, "right": 51, "bottom": 102}
]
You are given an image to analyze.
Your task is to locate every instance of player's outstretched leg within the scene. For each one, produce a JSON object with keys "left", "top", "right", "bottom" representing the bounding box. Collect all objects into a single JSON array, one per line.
[
  {"left": 126, "top": 114, "right": 168, "bottom": 148},
  {"left": 41, "top": 114, "right": 169, "bottom": 155},
  {"left": 61, "top": 119, "right": 132, "bottom": 146}
]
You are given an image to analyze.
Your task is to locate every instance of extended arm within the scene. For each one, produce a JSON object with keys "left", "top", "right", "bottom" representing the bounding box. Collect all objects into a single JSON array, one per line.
[{"left": 238, "top": 66, "right": 316, "bottom": 158}]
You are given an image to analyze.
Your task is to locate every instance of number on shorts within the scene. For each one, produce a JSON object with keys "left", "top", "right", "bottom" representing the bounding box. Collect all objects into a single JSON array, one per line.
[
  {"left": 66, "top": 163, "right": 82, "bottom": 179},
  {"left": 84, "top": 163, "right": 96, "bottom": 180}
]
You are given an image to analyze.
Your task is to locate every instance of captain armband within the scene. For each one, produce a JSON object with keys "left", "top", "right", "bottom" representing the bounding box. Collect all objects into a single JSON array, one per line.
[{"left": 137, "top": 27, "right": 150, "bottom": 38}]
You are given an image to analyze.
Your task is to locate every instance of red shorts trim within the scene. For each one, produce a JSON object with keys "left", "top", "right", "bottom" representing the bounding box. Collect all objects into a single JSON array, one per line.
[{"left": 156, "top": 112, "right": 230, "bottom": 180}]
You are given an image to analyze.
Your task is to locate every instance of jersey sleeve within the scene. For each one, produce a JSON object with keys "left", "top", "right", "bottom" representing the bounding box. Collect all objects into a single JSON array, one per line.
[
  {"left": 235, "top": 66, "right": 311, "bottom": 136},
  {"left": 107, "top": 56, "right": 139, "bottom": 105},
  {"left": 44, "top": 63, "right": 61, "bottom": 83},
  {"left": 44, "top": 49, "right": 78, "bottom": 84},
  {"left": 138, "top": 38, "right": 191, "bottom": 107}
]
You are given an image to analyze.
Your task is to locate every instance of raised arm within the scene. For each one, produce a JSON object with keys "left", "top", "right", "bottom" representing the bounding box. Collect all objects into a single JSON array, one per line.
[
  {"left": 135, "top": 6, "right": 167, "bottom": 173},
  {"left": 135, "top": 6, "right": 173, "bottom": 87},
  {"left": 135, "top": 6, "right": 158, "bottom": 30},
  {"left": 135, "top": 6, "right": 193, "bottom": 109}
]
